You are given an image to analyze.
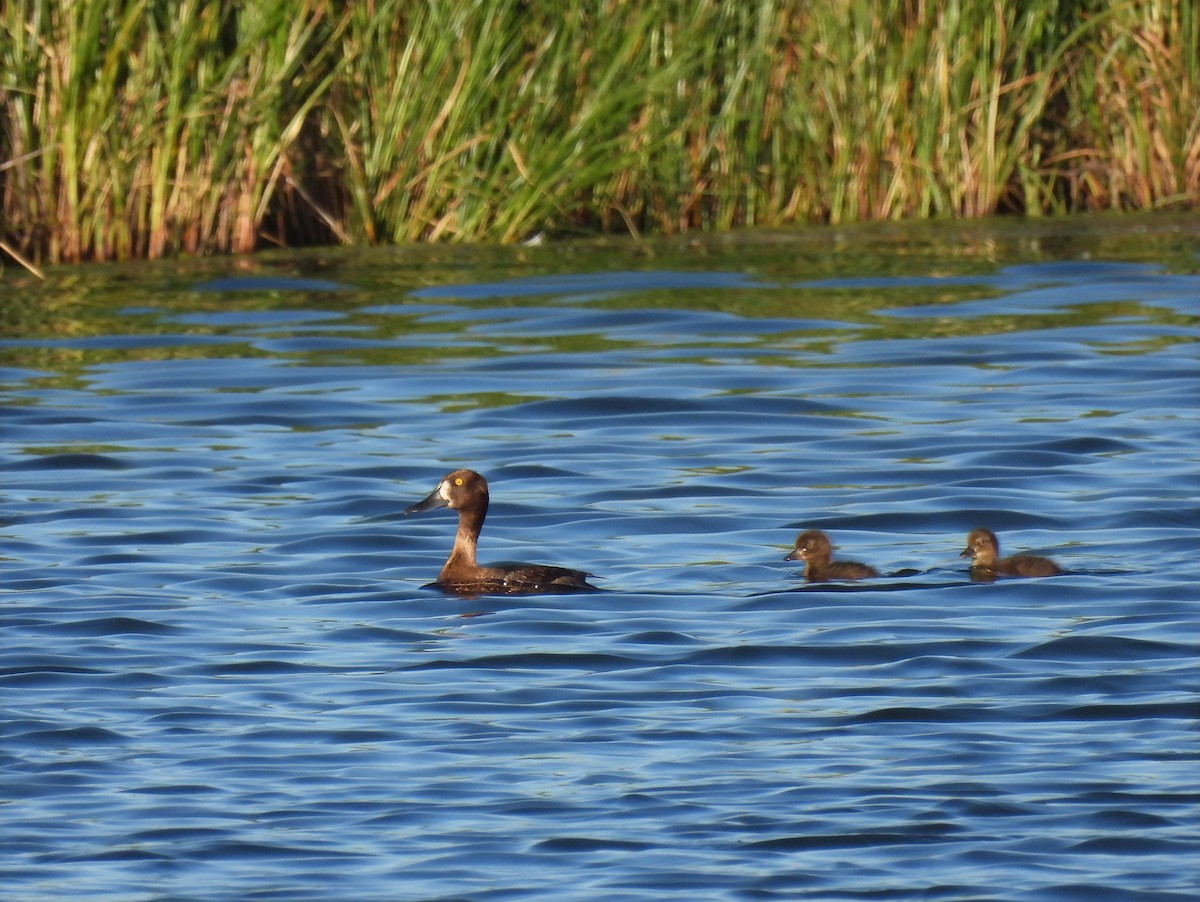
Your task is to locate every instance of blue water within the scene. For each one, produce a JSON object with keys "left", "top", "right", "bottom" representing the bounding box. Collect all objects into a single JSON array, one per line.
[{"left": 2, "top": 219, "right": 1199, "bottom": 900}]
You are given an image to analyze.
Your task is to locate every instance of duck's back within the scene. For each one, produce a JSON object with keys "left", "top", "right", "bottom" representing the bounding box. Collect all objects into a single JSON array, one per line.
[
  {"left": 499, "top": 561, "right": 595, "bottom": 590},
  {"left": 995, "top": 554, "right": 1061, "bottom": 577},
  {"left": 808, "top": 560, "right": 879, "bottom": 582},
  {"left": 438, "top": 560, "right": 597, "bottom": 595}
]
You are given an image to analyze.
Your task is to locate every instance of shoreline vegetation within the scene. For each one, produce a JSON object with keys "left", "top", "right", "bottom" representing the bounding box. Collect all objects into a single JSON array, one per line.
[{"left": 2, "top": 1, "right": 1197, "bottom": 270}]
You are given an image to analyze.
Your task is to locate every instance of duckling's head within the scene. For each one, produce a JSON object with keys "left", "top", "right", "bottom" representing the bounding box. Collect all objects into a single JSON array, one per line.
[
  {"left": 961, "top": 528, "right": 999, "bottom": 565},
  {"left": 784, "top": 529, "right": 832, "bottom": 562}
]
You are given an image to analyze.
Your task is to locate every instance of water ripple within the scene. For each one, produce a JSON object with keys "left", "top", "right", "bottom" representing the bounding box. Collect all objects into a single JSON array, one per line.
[{"left": 2, "top": 237, "right": 1198, "bottom": 900}]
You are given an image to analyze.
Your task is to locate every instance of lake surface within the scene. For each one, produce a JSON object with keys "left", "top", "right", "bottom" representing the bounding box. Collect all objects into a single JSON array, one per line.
[{"left": 2, "top": 215, "right": 1199, "bottom": 900}]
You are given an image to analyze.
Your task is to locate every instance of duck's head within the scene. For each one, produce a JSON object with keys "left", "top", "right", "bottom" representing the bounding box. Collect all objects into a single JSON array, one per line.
[
  {"left": 784, "top": 529, "right": 832, "bottom": 562},
  {"left": 960, "top": 528, "right": 999, "bottom": 565},
  {"left": 405, "top": 469, "right": 489, "bottom": 515}
]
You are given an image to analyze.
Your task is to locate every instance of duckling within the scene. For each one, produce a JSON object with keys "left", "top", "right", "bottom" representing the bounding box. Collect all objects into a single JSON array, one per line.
[
  {"left": 960, "top": 528, "right": 1061, "bottom": 579},
  {"left": 785, "top": 529, "right": 879, "bottom": 582}
]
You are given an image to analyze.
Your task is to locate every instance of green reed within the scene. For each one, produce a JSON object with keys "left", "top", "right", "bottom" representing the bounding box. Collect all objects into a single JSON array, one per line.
[{"left": 1, "top": 0, "right": 1196, "bottom": 266}]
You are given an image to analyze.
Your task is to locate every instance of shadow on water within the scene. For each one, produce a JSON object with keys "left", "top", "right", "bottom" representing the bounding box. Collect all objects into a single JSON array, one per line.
[{"left": 2, "top": 213, "right": 1199, "bottom": 901}]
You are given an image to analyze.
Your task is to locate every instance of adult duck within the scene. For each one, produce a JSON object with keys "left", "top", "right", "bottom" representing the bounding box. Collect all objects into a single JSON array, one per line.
[{"left": 405, "top": 469, "right": 597, "bottom": 595}]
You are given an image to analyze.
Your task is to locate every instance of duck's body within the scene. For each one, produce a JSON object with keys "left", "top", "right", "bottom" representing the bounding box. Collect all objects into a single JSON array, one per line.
[
  {"left": 785, "top": 529, "right": 878, "bottom": 582},
  {"left": 405, "top": 469, "right": 596, "bottom": 595},
  {"left": 960, "top": 528, "right": 1061, "bottom": 579}
]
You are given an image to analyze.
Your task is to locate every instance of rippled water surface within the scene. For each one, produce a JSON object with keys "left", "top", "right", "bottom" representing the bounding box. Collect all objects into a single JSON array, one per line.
[{"left": 3, "top": 216, "right": 1199, "bottom": 900}]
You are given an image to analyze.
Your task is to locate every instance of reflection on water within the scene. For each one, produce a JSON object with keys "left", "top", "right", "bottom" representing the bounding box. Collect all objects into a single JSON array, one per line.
[{"left": 2, "top": 214, "right": 1198, "bottom": 901}]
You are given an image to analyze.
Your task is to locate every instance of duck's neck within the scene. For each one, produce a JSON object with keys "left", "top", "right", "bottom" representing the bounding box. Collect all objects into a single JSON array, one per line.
[
  {"left": 442, "top": 501, "right": 487, "bottom": 577},
  {"left": 805, "top": 552, "right": 830, "bottom": 579}
]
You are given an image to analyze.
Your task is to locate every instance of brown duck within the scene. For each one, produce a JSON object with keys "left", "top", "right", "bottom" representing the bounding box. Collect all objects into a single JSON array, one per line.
[
  {"left": 405, "top": 469, "right": 597, "bottom": 595},
  {"left": 785, "top": 529, "right": 879, "bottom": 582},
  {"left": 960, "top": 528, "right": 1061, "bottom": 579}
]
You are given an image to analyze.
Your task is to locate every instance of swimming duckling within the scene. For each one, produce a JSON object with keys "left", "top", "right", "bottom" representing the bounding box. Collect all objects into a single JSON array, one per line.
[
  {"left": 405, "top": 469, "right": 597, "bottom": 595},
  {"left": 960, "top": 528, "right": 1061, "bottom": 580},
  {"left": 785, "top": 529, "right": 879, "bottom": 582}
]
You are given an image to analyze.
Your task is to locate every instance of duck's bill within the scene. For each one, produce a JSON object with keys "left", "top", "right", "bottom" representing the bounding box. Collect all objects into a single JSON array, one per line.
[{"left": 404, "top": 489, "right": 449, "bottom": 516}]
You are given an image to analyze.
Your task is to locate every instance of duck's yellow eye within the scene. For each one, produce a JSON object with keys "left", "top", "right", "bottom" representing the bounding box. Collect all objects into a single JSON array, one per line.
[{"left": 454, "top": 477, "right": 464, "bottom": 485}]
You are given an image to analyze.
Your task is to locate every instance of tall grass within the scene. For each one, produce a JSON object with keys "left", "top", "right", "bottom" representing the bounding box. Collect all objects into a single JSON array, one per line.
[
  {"left": 1064, "top": 0, "right": 1200, "bottom": 209},
  {"left": 2, "top": 0, "right": 1196, "bottom": 266},
  {"left": 1, "top": 0, "right": 341, "bottom": 263}
]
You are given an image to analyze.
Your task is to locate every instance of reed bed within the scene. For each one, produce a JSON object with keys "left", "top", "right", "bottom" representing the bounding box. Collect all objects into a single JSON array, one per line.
[{"left": 2, "top": 0, "right": 1197, "bottom": 265}]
